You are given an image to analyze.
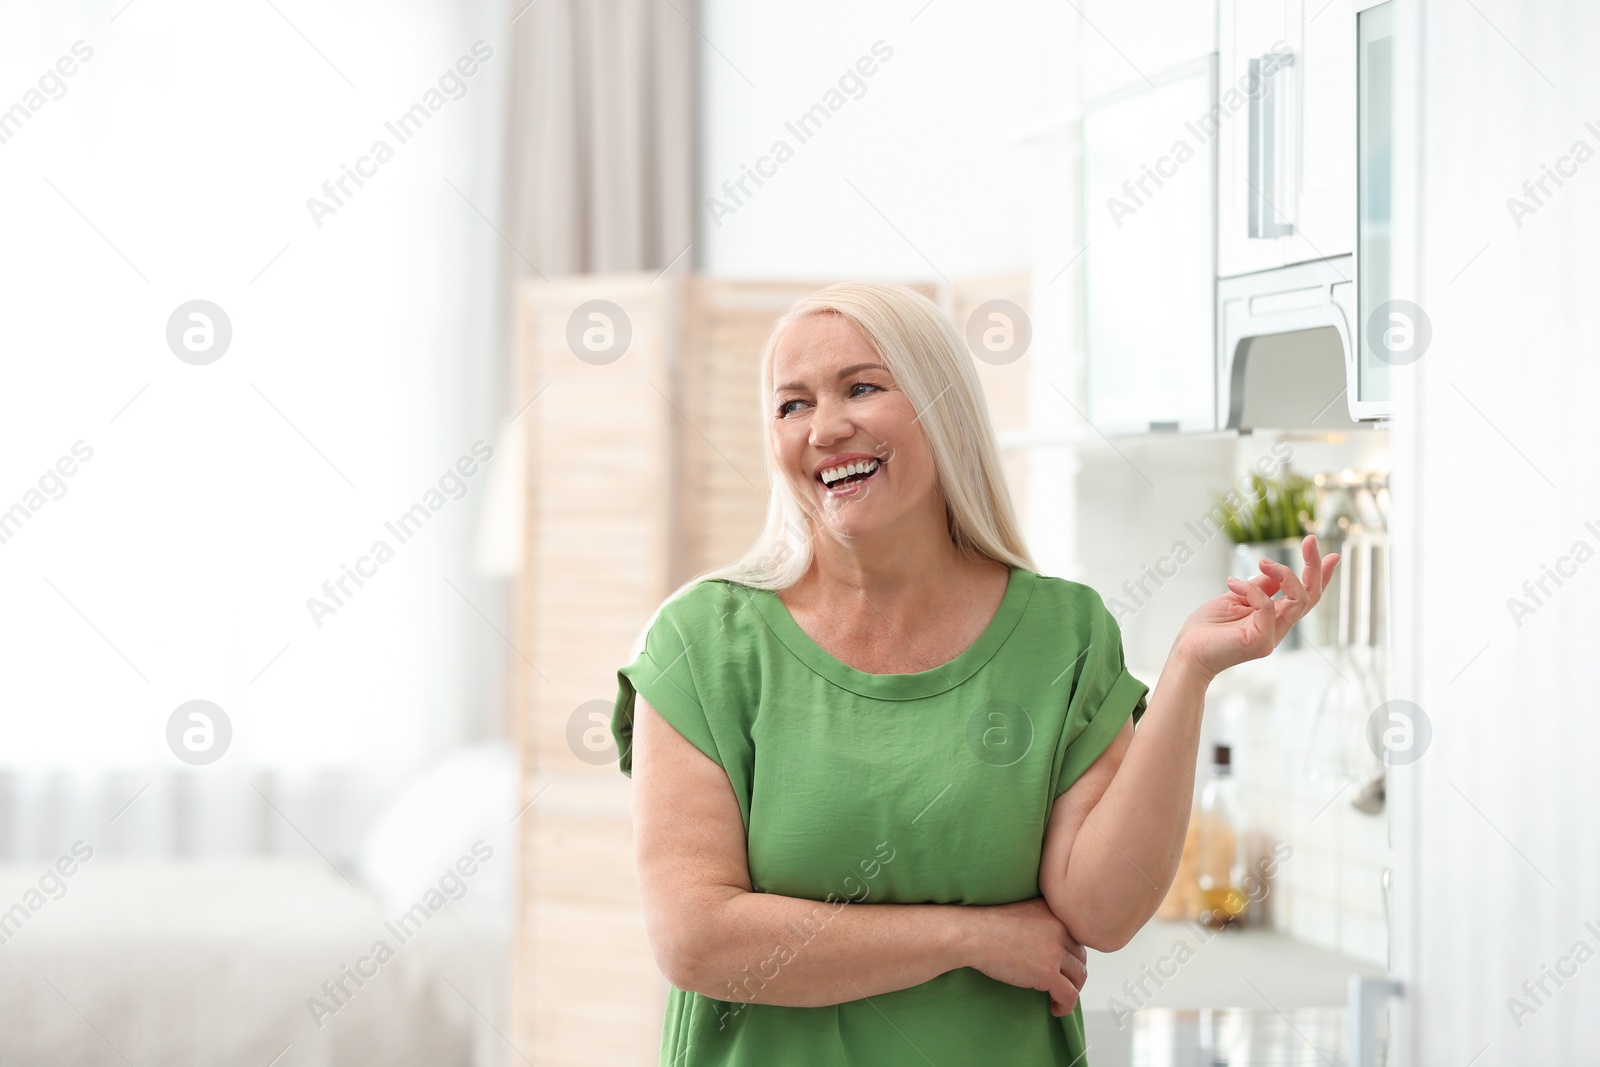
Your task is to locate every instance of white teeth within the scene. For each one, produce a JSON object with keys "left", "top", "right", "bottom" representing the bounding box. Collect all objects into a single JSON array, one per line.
[{"left": 820, "top": 458, "right": 881, "bottom": 486}]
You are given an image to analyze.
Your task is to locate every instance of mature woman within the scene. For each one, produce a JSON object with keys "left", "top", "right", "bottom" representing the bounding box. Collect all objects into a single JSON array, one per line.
[{"left": 611, "top": 282, "right": 1337, "bottom": 1065}]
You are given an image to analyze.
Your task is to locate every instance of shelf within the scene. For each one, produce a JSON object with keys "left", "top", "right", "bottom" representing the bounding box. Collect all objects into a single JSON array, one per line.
[
  {"left": 1085, "top": 1005, "right": 1362, "bottom": 1065},
  {"left": 1087, "top": 918, "right": 1386, "bottom": 1011}
]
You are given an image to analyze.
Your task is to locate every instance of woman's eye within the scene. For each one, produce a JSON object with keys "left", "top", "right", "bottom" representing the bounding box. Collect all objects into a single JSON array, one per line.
[{"left": 776, "top": 382, "right": 879, "bottom": 418}]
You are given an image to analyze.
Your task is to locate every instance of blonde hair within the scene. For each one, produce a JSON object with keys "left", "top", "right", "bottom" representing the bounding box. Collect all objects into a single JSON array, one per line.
[{"left": 628, "top": 281, "right": 1033, "bottom": 658}]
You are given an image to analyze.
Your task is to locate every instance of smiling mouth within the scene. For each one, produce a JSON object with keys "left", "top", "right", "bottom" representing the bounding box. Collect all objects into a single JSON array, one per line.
[{"left": 818, "top": 458, "right": 883, "bottom": 491}]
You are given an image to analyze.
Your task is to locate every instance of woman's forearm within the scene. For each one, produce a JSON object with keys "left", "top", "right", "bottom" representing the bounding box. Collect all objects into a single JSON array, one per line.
[
  {"left": 670, "top": 887, "right": 970, "bottom": 1009},
  {"left": 1059, "top": 648, "right": 1212, "bottom": 948},
  {"left": 1044, "top": 543, "right": 1333, "bottom": 949}
]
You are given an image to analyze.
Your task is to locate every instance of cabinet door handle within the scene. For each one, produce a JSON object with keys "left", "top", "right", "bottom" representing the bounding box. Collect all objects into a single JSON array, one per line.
[{"left": 1247, "top": 52, "right": 1296, "bottom": 238}]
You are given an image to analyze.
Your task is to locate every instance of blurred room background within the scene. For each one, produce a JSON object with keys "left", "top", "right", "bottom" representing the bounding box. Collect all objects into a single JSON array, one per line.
[{"left": 4, "top": 0, "right": 1599, "bottom": 1064}]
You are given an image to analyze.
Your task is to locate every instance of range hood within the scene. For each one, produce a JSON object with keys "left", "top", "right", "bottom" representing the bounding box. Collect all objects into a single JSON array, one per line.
[{"left": 1216, "top": 255, "right": 1367, "bottom": 431}]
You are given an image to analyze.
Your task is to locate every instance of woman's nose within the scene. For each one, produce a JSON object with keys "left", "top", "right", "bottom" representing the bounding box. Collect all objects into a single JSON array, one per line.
[{"left": 808, "top": 397, "right": 854, "bottom": 446}]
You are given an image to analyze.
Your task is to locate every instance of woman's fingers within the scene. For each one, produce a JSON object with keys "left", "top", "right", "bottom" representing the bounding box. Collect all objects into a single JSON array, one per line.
[
  {"left": 1245, "top": 567, "right": 1283, "bottom": 596},
  {"left": 1260, "top": 555, "right": 1309, "bottom": 604},
  {"left": 1226, "top": 570, "right": 1280, "bottom": 608},
  {"left": 1295, "top": 535, "right": 1320, "bottom": 599},
  {"left": 1051, "top": 969, "right": 1082, "bottom": 1014},
  {"left": 1227, "top": 575, "right": 1273, "bottom": 613},
  {"left": 1060, "top": 951, "right": 1087, "bottom": 992},
  {"left": 1214, "top": 541, "right": 1343, "bottom": 658},
  {"left": 1260, "top": 557, "right": 1310, "bottom": 627},
  {"left": 1053, "top": 941, "right": 1088, "bottom": 1017}
]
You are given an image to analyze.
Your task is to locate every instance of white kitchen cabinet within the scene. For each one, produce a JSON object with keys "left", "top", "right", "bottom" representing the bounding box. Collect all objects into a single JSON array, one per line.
[
  {"left": 1218, "top": 0, "right": 1357, "bottom": 277},
  {"left": 1219, "top": 0, "right": 1293, "bottom": 277},
  {"left": 1080, "top": 58, "right": 1217, "bottom": 433},
  {"left": 1288, "top": 0, "right": 1358, "bottom": 266}
]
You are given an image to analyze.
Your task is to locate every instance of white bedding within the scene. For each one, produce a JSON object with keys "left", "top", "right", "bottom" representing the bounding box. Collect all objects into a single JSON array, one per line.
[{"left": 0, "top": 858, "right": 509, "bottom": 1067}]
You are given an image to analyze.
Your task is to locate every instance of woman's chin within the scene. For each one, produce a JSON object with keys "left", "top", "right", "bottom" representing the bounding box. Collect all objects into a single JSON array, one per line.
[{"left": 811, "top": 505, "right": 893, "bottom": 544}]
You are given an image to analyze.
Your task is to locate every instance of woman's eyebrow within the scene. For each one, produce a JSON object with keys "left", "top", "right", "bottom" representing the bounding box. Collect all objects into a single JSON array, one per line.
[{"left": 775, "top": 362, "right": 886, "bottom": 392}]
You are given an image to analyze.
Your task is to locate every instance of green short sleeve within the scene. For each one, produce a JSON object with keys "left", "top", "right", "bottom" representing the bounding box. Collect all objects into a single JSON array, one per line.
[
  {"left": 1051, "top": 591, "right": 1150, "bottom": 797},
  {"left": 612, "top": 589, "right": 723, "bottom": 777}
]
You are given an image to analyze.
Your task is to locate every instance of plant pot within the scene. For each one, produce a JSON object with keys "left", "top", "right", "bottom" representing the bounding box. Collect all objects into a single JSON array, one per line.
[{"left": 1229, "top": 537, "right": 1323, "bottom": 650}]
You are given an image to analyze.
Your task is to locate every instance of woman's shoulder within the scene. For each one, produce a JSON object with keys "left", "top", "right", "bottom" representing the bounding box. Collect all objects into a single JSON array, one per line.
[
  {"left": 656, "top": 577, "right": 764, "bottom": 623},
  {"left": 644, "top": 578, "right": 769, "bottom": 651},
  {"left": 1026, "top": 571, "right": 1114, "bottom": 616},
  {"left": 1016, "top": 571, "right": 1127, "bottom": 645}
]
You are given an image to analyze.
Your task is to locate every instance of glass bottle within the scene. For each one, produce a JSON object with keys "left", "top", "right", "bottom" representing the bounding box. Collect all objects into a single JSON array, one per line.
[{"left": 1197, "top": 743, "right": 1249, "bottom": 927}]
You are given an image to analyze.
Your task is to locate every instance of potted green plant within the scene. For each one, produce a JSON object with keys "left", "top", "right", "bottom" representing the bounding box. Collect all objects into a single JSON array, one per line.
[{"left": 1214, "top": 470, "right": 1317, "bottom": 649}]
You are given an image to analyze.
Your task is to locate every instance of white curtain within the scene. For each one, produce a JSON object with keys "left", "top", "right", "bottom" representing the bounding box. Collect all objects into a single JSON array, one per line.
[{"left": 505, "top": 0, "right": 695, "bottom": 274}]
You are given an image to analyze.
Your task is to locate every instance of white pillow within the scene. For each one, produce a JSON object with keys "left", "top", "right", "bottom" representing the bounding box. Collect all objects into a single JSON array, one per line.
[{"left": 354, "top": 741, "right": 515, "bottom": 920}]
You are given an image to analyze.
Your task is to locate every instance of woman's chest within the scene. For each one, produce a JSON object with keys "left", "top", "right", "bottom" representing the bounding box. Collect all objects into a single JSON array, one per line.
[
  {"left": 740, "top": 679, "right": 1059, "bottom": 905},
  {"left": 777, "top": 590, "right": 1004, "bottom": 676}
]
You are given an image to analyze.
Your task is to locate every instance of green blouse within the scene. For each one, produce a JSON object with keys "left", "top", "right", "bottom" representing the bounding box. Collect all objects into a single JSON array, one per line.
[{"left": 612, "top": 565, "right": 1150, "bottom": 1066}]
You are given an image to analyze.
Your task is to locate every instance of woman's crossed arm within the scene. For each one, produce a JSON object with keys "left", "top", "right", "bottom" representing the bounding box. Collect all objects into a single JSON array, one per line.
[{"left": 630, "top": 697, "right": 1090, "bottom": 1016}]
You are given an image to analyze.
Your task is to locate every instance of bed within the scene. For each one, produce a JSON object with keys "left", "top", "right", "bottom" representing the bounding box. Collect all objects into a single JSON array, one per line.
[
  {"left": 0, "top": 745, "right": 516, "bottom": 1066},
  {"left": 0, "top": 858, "right": 509, "bottom": 1067}
]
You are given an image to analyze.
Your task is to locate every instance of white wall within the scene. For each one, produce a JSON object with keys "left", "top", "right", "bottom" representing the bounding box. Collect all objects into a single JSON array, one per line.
[
  {"left": 1393, "top": 1, "right": 1600, "bottom": 1060},
  {"left": 696, "top": 0, "right": 1071, "bottom": 280},
  {"left": 0, "top": 0, "right": 507, "bottom": 784}
]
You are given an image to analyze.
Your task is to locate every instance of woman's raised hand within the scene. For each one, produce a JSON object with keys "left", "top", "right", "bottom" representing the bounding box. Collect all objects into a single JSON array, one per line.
[
  {"left": 1172, "top": 533, "right": 1340, "bottom": 681},
  {"left": 963, "top": 897, "right": 1088, "bottom": 1017}
]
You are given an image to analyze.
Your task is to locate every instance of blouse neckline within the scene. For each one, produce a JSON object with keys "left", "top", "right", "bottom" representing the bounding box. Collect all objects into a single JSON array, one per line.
[{"left": 747, "top": 565, "right": 1036, "bottom": 700}]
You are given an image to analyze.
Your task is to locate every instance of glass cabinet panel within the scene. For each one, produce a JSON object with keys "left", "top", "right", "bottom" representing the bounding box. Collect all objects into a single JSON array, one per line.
[{"left": 1355, "top": 0, "right": 1395, "bottom": 417}]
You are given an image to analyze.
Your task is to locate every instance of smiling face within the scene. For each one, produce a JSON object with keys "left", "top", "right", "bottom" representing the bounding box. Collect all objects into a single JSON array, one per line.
[{"left": 769, "top": 312, "right": 947, "bottom": 552}]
